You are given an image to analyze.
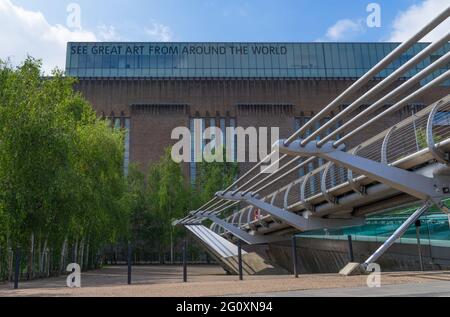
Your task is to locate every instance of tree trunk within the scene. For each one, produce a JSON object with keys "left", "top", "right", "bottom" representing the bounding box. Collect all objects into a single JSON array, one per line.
[
  {"left": 170, "top": 230, "right": 174, "bottom": 264},
  {"left": 28, "top": 233, "right": 34, "bottom": 280},
  {"left": 73, "top": 239, "right": 78, "bottom": 264},
  {"left": 59, "top": 237, "right": 67, "bottom": 275},
  {"left": 39, "top": 238, "right": 48, "bottom": 276},
  {"left": 47, "top": 249, "right": 51, "bottom": 277},
  {"left": 37, "top": 237, "right": 42, "bottom": 277},
  {"left": 79, "top": 239, "right": 85, "bottom": 270},
  {"left": 84, "top": 241, "right": 90, "bottom": 271},
  {"left": 7, "top": 238, "right": 13, "bottom": 282}
]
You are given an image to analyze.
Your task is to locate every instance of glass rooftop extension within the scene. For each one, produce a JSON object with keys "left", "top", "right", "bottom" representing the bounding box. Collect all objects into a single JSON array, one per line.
[{"left": 65, "top": 42, "right": 449, "bottom": 80}]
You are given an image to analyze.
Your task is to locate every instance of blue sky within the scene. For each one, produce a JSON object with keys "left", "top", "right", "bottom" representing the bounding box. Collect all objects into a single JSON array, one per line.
[
  {"left": 1, "top": 0, "right": 449, "bottom": 72},
  {"left": 8, "top": 0, "right": 429, "bottom": 41}
]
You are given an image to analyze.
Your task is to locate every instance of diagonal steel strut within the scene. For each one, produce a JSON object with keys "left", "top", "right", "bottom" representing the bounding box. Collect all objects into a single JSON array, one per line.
[
  {"left": 203, "top": 214, "right": 287, "bottom": 245},
  {"left": 362, "top": 200, "right": 432, "bottom": 269},
  {"left": 216, "top": 192, "right": 365, "bottom": 232},
  {"left": 275, "top": 139, "right": 450, "bottom": 202}
]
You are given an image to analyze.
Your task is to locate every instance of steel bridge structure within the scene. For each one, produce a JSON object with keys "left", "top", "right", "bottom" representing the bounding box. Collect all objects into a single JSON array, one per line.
[{"left": 174, "top": 6, "right": 450, "bottom": 274}]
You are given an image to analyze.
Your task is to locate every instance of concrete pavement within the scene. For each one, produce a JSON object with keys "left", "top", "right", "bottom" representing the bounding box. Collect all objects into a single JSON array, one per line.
[{"left": 241, "top": 281, "right": 450, "bottom": 297}]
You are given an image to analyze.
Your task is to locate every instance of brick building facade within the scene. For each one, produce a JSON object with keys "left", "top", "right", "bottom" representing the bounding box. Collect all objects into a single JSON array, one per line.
[{"left": 67, "top": 42, "right": 450, "bottom": 179}]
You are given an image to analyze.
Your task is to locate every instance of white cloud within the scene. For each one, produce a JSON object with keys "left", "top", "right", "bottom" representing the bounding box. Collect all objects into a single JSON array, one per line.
[
  {"left": 323, "top": 19, "right": 365, "bottom": 41},
  {"left": 0, "top": 0, "right": 118, "bottom": 74},
  {"left": 97, "top": 24, "right": 118, "bottom": 41},
  {"left": 388, "top": 0, "right": 450, "bottom": 42},
  {"left": 145, "top": 21, "right": 173, "bottom": 42}
]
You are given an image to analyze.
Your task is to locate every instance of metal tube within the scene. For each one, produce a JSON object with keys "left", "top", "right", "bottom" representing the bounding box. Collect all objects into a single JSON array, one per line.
[
  {"left": 183, "top": 239, "right": 187, "bottom": 283},
  {"left": 192, "top": 152, "right": 280, "bottom": 213},
  {"left": 285, "top": 5, "right": 450, "bottom": 146},
  {"left": 254, "top": 157, "right": 316, "bottom": 194},
  {"left": 199, "top": 200, "right": 232, "bottom": 215},
  {"left": 185, "top": 6, "right": 450, "bottom": 220},
  {"left": 363, "top": 201, "right": 430, "bottom": 268},
  {"left": 191, "top": 201, "right": 240, "bottom": 222},
  {"left": 127, "top": 242, "right": 132, "bottom": 285},
  {"left": 347, "top": 235, "right": 354, "bottom": 262},
  {"left": 192, "top": 130, "right": 450, "bottom": 226},
  {"left": 320, "top": 49, "right": 450, "bottom": 146},
  {"left": 242, "top": 157, "right": 301, "bottom": 195},
  {"left": 194, "top": 197, "right": 220, "bottom": 213},
  {"left": 415, "top": 220, "right": 424, "bottom": 271},
  {"left": 232, "top": 154, "right": 288, "bottom": 195},
  {"left": 336, "top": 70, "right": 450, "bottom": 146},
  {"left": 202, "top": 199, "right": 227, "bottom": 212},
  {"left": 225, "top": 151, "right": 278, "bottom": 194},
  {"left": 201, "top": 201, "right": 238, "bottom": 217},
  {"left": 14, "top": 248, "right": 20, "bottom": 290},
  {"left": 238, "top": 240, "right": 243, "bottom": 281},
  {"left": 307, "top": 32, "right": 450, "bottom": 146},
  {"left": 214, "top": 201, "right": 240, "bottom": 213},
  {"left": 292, "top": 236, "right": 299, "bottom": 278}
]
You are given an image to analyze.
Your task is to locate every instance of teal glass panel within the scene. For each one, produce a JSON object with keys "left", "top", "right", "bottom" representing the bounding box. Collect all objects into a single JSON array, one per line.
[{"left": 66, "top": 42, "right": 450, "bottom": 79}]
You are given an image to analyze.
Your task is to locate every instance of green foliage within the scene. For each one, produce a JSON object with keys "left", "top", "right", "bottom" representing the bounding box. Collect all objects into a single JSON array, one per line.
[
  {"left": 415, "top": 128, "right": 443, "bottom": 149},
  {"left": 0, "top": 57, "right": 128, "bottom": 278},
  {"left": 0, "top": 57, "right": 240, "bottom": 272},
  {"left": 125, "top": 146, "right": 238, "bottom": 263},
  {"left": 125, "top": 149, "right": 191, "bottom": 262},
  {"left": 195, "top": 146, "right": 239, "bottom": 210}
]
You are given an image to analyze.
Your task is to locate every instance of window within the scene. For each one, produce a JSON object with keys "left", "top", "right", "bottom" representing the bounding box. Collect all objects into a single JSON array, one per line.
[
  {"left": 124, "top": 118, "right": 130, "bottom": 176},
  {"left": 189, "top": 117, "right": 238, "bottom": 184},
  {"left": 434, "top": 112, "right": 450, "bottom": 126},
  {"left": 66, "top": 42, "right": 449, "bottom": 79}
]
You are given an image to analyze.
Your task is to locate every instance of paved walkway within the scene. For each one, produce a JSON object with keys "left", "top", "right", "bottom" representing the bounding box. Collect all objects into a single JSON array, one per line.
[
  {"left": 1, "top": 266, "right": 450, "bottom": 297},
  {"left": 243, "top": 281, "right": 450, "bottom": 297}
]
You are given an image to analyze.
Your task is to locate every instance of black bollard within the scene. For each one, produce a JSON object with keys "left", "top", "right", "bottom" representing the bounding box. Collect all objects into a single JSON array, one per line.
[
  {"left": 183, "top": 239, "right": 187, "bottom": 283},
  {"left": 292, "top": 235, "right": 299, "bottom": 278},
  {"left": 14, "top": 248, "right": 20, "bottom": 290},
  {"left": 347, "top": 235, "right": 354, "bottom": 262},
  {"left": 127, "top": 242, "right": 132, "bottom": 285},
  {"left": 238, "top": 240, "right": 243, "bottom": 281},
  {"left": 415, "top": 220, "right": 424, "bottom": 271}
]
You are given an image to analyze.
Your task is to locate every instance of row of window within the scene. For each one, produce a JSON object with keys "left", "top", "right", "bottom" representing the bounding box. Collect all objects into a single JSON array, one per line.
[
  {"left": 65, "top": 68, "right": 449, "bottom": 82},
  {"left": 109, "top": 117, "right": 131, "bottom": 176},
  {"left": 189, "top": 118, "right": 237, "bottom": 184},
  {"left": 110, "top": 107, "right": 447, "bottom": 182},
  {"left": 66, "top": 43, "right": 450, "bottom": 79}
]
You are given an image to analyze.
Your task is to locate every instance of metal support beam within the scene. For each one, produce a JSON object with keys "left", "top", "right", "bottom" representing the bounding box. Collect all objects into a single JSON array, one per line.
[
  {"left": 127, "top": 242, "right": 132, "bottom": 285},
  {"left": 292, "top": 236, "right": 299, "bottom": 278},
  {"left": 205, "top": 214, "right": 287, "bottom": 244},
  {"left": 284, "top": 183, "right": 294, "bottom": 209},
  {"left": 415, "top": 220, "right": 424, "bottom": 272},
  {"left": 348, "top": 146, "right": 366, "bottom": 195},
  {"left": 300, "top": 173, "right": 315, "bottom": 213},
  {"left": 183, "top": 239, "right": 187, "bottom": 283},
  {"left": 217, "top": 192, "right": 365, "bottom": 232},
  {"left": 321, "top": 162, "right": 338, "bottom": 204},
  {"left": 285, "top": 5, "right": 450, "bottom": 146},
  {"left": 363, "top": 201, "right": 431, "bottom": 269},
  {"left": 276, "top": 139, "right": 448, "bottom": 201},
  {"left": 347, "top": 235, "right": 354, "bottom": 262},
  {"left": 381, "top": 126, "right": 396, "bottom": 164},
  {"left": 427, "top": 98, "right": 450, "bottom": 165},
  {"left": 237, "top": 240, "right": 243, "bottom": 281},
  {"left": 14, "top": 248, "right": 20, "bottom": 290}
]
